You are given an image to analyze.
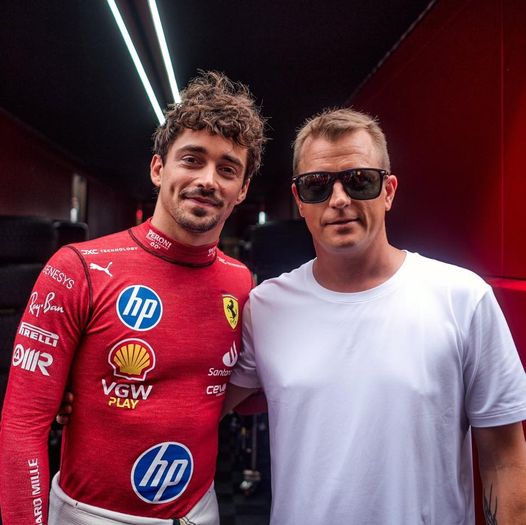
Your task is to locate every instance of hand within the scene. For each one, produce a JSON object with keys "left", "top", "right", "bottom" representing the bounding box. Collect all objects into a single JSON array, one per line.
[{"left": 55, "top": 391, "right": 74, "bottom": 425}]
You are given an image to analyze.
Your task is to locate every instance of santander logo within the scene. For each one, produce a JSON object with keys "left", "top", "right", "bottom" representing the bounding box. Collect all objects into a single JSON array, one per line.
[{"left": 222, "top": 342, "right": 238, "bottom": 367}]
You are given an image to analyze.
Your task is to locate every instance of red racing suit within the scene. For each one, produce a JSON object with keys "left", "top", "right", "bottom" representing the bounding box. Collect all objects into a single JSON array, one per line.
[{"left": 0, "top": 219, "right": 252, "bottom": 524}]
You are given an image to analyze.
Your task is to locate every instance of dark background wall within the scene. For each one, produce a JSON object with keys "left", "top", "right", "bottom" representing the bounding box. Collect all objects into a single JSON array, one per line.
[{"left": 0, "top": 110, "right": 135, "bottom": 238}]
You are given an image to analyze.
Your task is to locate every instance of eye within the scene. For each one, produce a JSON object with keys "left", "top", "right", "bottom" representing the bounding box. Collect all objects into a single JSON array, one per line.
[
  {"left": 181, "top": 155, "right": 201, "bottom": 166},
  {"left": 219, "top": 165, "right": 238, "bottom": 179}
]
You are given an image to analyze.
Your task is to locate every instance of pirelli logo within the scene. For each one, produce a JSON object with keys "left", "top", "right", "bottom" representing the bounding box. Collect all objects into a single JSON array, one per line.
[{"left": 18, "top": 322, "right": 59, "bottom": 348}]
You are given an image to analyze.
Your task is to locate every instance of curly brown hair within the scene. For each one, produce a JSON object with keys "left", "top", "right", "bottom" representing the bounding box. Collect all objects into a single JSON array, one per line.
[{"left": 153, "top": 71, "right": 266, "bottom": 182}]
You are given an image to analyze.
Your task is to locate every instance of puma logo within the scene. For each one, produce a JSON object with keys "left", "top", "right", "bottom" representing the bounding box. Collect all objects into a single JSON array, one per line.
[{"left": 89, "top": 262, "right": 113, "bottom": 277}]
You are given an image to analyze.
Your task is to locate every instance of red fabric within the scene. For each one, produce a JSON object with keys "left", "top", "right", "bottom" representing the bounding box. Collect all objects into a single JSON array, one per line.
[{"left": 0, "top": 220, "right": 252, "bottom": 523}]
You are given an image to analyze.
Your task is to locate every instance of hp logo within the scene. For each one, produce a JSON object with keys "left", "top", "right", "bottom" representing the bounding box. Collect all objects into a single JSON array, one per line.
[
  {"left": 132, "top": 442, "right": 193, "bottom": 503},
  {"left": 117, "top": 285, "right": 163, "bottom": 331}
]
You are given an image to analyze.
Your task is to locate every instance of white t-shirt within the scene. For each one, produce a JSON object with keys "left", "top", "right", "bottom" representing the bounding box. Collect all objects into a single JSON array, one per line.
[{"left": 230, "top": 252, "right": 526, "bottom": 524}]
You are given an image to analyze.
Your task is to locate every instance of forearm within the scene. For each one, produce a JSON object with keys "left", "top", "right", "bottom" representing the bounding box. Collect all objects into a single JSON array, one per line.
[
  {"left": 480, "top": 463, "right": 526, "bottom": 524},
  {"left": 475, "top": 423, "right": 526, "bottom": 525},
  {"left": 0, "top": 417, "right": 52, "bottom": 524},
  {"left": 221, "top": 383, "right": 259, "bottom": 418}
]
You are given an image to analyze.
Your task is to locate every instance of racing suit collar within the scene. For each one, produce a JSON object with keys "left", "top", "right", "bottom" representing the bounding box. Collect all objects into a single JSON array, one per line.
[{"left": 130, "top": 219, "right": 218, "bottom": 267}]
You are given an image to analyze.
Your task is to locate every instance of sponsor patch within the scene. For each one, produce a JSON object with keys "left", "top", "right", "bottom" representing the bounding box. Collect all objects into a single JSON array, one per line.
[
  {"left": 146, "top": 229, "right": 172, "bottom": 251},
  {"left": 18, "top": 322, "right": 59, "bottom": 347},
  {"left": 132, "top": 442, "right": 193, "bottom": 503},
  {"left": 108, "top": 338, "right": 155, "bottom": 381},
  {"left": 28, "top": 291, "right": 64, "bottom": 317},
  {"left": 27, "top": 458, "right": 43, "bottom": 524},
  {"left": 206, "top": 383, "right": 227, "bottom": 396},
  {"left": 42, "top": 265, "right": 75, "bottom": 289},
  {"left": 222, "top": 295, "right": 239, "bottom": 329},
  {"left": 12, "top": 344, "right": 53, "bottom": 376},
  {"left": 89, "top": 261, "right": 113, "bottom": 277},
  {"left": 102, "top": 378, "right": 153, "bottom": 410},
  {"left": 81, "top": 247, "right": 138, "bottom": 255},
  {"left": 116, "top": 285, "right": 162, "bottom": 331},
  {"left": 222, "top": 341, "right": 238, "bottom": 367}
]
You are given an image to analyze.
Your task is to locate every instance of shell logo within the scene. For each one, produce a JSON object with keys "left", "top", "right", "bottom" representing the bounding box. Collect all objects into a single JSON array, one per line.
[{"left": 108, "top": 338, "right": 156, "bottom": 381}]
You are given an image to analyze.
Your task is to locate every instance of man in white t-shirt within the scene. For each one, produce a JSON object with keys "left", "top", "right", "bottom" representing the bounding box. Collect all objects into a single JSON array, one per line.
[{"left": 225, "top": 108, "right": 526, "bottom": 524}]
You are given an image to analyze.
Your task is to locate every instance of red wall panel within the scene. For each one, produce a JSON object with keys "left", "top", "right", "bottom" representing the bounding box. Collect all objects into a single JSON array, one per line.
[
  {"left": 502, "top": 1, "right": 526, "bottom": 278},
  {"left": 350, "top": 2, "right": 526, "bottom": 523},
  {"left": 352, "top": 0, "right": 504, "bottom": 275}
]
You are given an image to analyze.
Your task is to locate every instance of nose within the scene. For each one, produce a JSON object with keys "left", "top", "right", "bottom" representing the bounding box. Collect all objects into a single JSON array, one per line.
[
  {"left": 196, "top": 164, "right": 218, "bottom": 190},
  {"left": 328, "top": 181, "right": 351, "bottom": 208}
]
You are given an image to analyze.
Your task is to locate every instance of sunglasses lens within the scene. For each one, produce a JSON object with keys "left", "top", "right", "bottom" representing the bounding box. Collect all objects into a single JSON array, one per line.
[
  {"left": 342, "top": 169, "right": 383, "bottom": 200},
  {"left": 297, "top": 173, "right": 332, "bottom": 203}
]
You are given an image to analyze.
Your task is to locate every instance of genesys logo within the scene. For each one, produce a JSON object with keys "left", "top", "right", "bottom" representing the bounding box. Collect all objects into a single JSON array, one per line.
[
  {"left": 42, "top": 265, "right": 75, "bottom": 289},
  {"left": 29, "top": 292, "right": 64, "bottom": 317},
  {"left": 108, "top": 339, "right": 156, "bottom": 381},
  {"left": 116, "top": 285, "right": 163, "bottom": 331},
  {"left": 132, "top": 442, "right": 193, "bottom": 503},
  {"left": 18, "top": 322, "right": 59, "bottom": 347},
  {"left": 12, "top": 344, "right": 53, "bottom": 376}
]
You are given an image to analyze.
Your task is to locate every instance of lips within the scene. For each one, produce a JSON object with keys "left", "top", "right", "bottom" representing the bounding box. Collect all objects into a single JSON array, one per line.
[
  {"left": 325, "top": 217, "right": 359, "bottom": 226},
  {"left": 181, "top": 190, "right": 222, "bottom": 207}
]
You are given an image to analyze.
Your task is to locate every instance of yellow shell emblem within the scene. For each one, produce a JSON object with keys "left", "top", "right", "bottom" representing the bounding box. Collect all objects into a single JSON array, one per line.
[
  {"left": 108, "top": 338, "right": 156, "bottom": 381},
  {"left": 222, "top": 295, "right": 239, "bottom": 329}
]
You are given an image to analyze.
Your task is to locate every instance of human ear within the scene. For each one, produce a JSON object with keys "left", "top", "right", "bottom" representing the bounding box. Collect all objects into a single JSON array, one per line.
[
  {"left": 384, "top": 175, "right": 398, "bottom": 211},
  {"left": 150, "top": 155, "right": 163, "bottom": 187}
]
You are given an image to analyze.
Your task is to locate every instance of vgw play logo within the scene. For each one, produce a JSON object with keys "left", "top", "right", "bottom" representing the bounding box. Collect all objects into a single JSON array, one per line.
[
  {"left": 116, "top": 285, "right": 163, "bottom": 331},
  {"left": 131, "top": 442, "right": 193, "bottom": 503}
]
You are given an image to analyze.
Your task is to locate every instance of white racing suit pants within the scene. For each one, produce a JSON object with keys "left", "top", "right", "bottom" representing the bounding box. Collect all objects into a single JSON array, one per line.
[{"left": 48, "top": 472, "right": 219, "bottom": 525}]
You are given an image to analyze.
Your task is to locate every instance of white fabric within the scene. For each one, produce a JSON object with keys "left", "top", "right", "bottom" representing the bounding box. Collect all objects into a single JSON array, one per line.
[
  {"left": 230, "top": 252, "right": 526, "bottom": 525},
  {"left": 49, "top": 473, "right": 219, "bottom": 525}
]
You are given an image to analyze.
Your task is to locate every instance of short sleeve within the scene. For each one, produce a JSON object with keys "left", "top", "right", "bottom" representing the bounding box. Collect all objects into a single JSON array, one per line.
[{"left": 465, "top": 289, "right": 526, "bottom": 427}]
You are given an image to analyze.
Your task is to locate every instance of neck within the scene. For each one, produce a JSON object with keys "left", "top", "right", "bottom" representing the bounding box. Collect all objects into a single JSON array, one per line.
[
  {"left": 131, "top": 219, "right": 218, "bottom": 267},
  {"left": 312, "top": 241, "right": 405, "bottom": 293},
  {"left": 150, "top": 214, "right": 219, "bottom": 247}
]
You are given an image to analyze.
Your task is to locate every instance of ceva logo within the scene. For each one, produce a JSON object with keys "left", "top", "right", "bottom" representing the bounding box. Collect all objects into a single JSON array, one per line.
[
  {"left": 116, "top": 285, "right": 163, "bottom": 331},
  {"left": 131, "top": 442, "right": 193, "bottom": 503}
]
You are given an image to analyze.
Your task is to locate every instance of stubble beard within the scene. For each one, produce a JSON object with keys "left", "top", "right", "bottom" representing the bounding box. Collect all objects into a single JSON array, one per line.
[{"left": 172, "top": 205, "right": 221, "bottom": 233}]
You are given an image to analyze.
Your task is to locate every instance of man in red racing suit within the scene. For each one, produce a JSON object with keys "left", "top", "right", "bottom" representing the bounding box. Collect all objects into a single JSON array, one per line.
[{"left": 0, "top": 71, "right": 265, "bottom": 525}]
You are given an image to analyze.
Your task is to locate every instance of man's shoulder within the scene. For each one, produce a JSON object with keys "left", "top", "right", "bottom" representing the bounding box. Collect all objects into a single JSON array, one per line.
[
  {"left": 408, "top": 252, "right": 490, "bottom": 293},
  {"left": 250, "top": 259, "right": 312, "bottom": 299},
  {"left": 215, "top": 251, "right": 251, "bottom": 273},
  {"left": 66, "top": 228, "right": 139, "bottom": 258}
]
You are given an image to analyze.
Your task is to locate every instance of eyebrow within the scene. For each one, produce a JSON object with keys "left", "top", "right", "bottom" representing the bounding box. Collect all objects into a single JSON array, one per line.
[{"left": 176, "top": 144, "right": 245, "bottom": 170}]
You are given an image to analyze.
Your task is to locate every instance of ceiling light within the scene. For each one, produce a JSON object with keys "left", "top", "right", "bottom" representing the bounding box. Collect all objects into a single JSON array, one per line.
[
  {"left": 148, "top": 0, "right": 181, "bottom": 104},
  {"left": 106, "top": 0, "right": 165, "bottom": 124}
]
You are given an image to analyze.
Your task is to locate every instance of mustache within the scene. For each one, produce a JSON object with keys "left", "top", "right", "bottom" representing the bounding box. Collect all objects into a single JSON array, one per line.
[{"left": 180, "top": 188, "right": 223, "bottom": 207}]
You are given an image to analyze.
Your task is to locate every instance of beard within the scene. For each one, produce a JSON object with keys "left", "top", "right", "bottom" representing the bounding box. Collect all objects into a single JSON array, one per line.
[{"left": 172, "top": 203, "right": 221, "bottom": 233}]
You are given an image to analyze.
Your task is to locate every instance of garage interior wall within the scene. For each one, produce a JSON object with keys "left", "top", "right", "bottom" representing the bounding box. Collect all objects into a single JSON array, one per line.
[
  {"left": 0, "top": 109, "right": 135, "bottom": 238},
  {"left": 350, "top": 0, "right": 525, "bottom": 521}
]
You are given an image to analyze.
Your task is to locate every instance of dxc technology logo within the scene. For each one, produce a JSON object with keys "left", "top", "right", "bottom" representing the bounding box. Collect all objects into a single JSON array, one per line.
[
  {"left": 132, "top": 442, "right": 193, "bottom": 503},
  {"left": 117, "top": 285, "right": 163, "bottom": 331}
]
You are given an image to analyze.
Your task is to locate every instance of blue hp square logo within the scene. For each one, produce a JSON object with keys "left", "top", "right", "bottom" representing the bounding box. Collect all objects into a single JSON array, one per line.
[
  {"left": 116, "top": 285, "right": 162, "bottom": 331},
  {"left": 132, "top": 442, "right": 193, "bottom": 503}
]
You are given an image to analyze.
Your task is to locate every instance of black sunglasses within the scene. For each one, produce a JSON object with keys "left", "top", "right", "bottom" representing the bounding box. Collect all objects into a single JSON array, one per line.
[{"left": 292, "top": 168, "right": 388, "bottom": 204}]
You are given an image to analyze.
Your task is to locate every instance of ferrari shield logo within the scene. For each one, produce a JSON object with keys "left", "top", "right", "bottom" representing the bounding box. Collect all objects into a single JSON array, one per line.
[{"left": 222, "top": 295, "right": 239, "bottom": 329}]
